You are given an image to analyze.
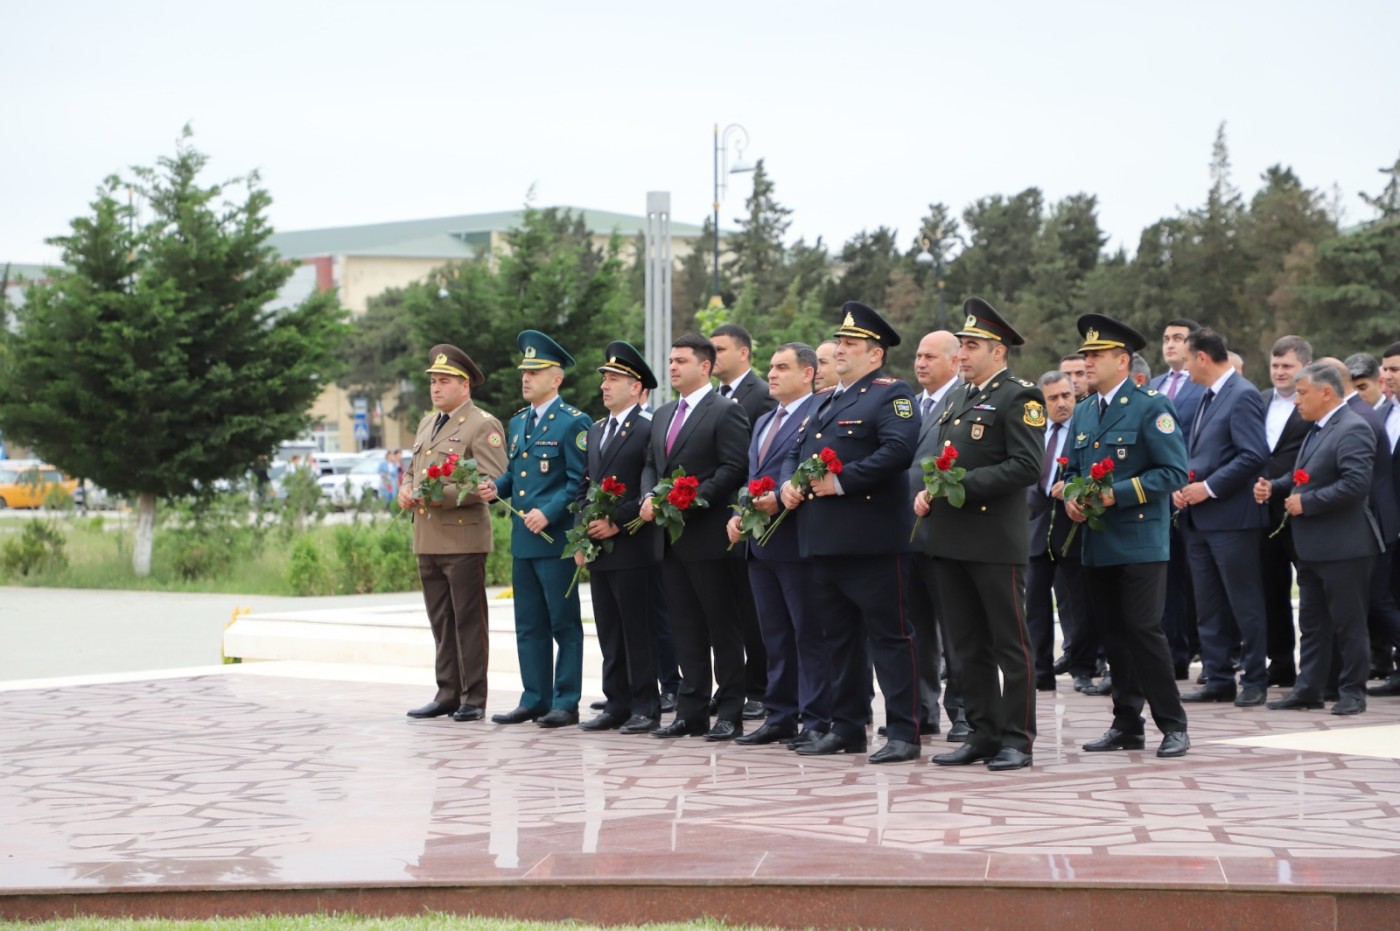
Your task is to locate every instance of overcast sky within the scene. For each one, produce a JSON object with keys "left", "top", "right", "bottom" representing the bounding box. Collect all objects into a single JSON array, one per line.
[{"left": 4, "top": 1, "right": 1396, "bottom": 267}]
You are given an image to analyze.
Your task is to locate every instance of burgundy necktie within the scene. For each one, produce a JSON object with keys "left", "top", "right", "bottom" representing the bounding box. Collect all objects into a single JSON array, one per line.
[
  {"left": 757, "top": 407, "right": 787, "bottom": 463},
  {"left": 1167, "top": 371, "right": 1181, "bottom": 400},
  {"left": 664, "top": 398, "right": 688, "bottom": 456}
]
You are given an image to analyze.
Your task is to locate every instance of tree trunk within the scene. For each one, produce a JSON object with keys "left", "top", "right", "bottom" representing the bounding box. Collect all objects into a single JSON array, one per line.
[{"left": 133, "top": 491, "right": 157, "bottom": 577}]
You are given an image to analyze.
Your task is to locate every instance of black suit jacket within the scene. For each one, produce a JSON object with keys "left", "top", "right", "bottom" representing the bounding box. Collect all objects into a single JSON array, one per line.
[
  {"left": 1263, "top": 388, "right": 1309, "bottom": 525},
  {"left": 1270, "top": 404, "right": 1384, "bottom": 562},
  {"left": 908, "top": 378, "right": 963, "bottom": 551},
  {"left": 1027, "top": 419, "right": 1074, "bottom": 559},
  {"left": 1346, "top": 395, "right": 1400, "bottom": 542},
  {"left": 642, "top": 389, "right": 750, "bottom": 561},
  {"left": 728, "top": 369, "right": 778, "bottom": 433},
  {"left": 576, "top": 404, "right": 662, "bottom": 570}
]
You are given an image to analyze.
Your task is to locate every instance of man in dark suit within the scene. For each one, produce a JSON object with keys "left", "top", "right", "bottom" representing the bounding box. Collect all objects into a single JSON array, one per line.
[
  {"left": 780, "top": 302, "right": 922, "bottom": 763},
  {"left": 726, "top": 342, "right": 829, "bottom": 746},
  {"left": 1025, "top": 370, "right": 1091, "bottom": 691},
  {"left": 906, "top": 329, "right": 964, "bottom": 738},
  {"left": 1060, "top": 314, "right": 1191, "bottom": 759},
  {"left": 1149, "top": 318, "right": 1204, "bottom": 680},
  {"left": 573, "top": 342, "right": 664, "bottom": 734},
  {"left": 710, "top": 323, "right": 779, "bottom": 718},
  {"left": 1256, "top": 363, "right": 1383, "bottom": 715},
  {"left": 1370, "top": 341, "right": 1400, "bottom": 696},
  {"left": 1260, "top": 336, "right": 1313, "bottom": 687},
  {"left": 641, "top": 333, "right": 750, "bottom": 740},
  {"left": 919, "top": 298, "right": 1043, "bottom": 772},
  {"left": 1173, "top": 328, "right": 1271, "bottom": 706}
]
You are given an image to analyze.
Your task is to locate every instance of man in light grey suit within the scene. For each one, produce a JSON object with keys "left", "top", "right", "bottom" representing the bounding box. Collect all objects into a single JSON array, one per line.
[
  {"left": 905, "top": 330, "right": 964, "bottom": 738},
  {"left": 1255, "top": 362, "right": 1384, "bottom": 716}
]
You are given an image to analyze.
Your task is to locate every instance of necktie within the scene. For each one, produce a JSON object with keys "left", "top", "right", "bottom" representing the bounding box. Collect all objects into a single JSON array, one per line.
[
  {"left": 1299, "top": 422, "right": 1322, "bottom": 461},
  {"left": 757, "top": 407, "right": 788, "bottom": 463},
  {"left": 1099, "top": 397, "right": 1109, "bottom": 420},
  {"left": 432, "top": 412, "right": 448, "bottom": 438},
  {"left": 602, "top": 417, "right": 619, "bottom": 450},
  {"left": 524, "top": 410, "right": 538, "bottom": 441},
  {"left": 921, "top": 395, "right": 934, "bottom": 420},
  {"left": 1193, "top": 389, "right": 1214, "bottom": 440},
  {"left": 1167, "top": 371, "right": 1181, "bottom": 400},
  {"left": 664, "top": 398, "right": 688, "bottom": 456},
  {"left": 1041, "top": 422, "right": 1062, "bottom": 494},
  {"left": 719, "top": 384, "right": 732, "bottom": 398}
]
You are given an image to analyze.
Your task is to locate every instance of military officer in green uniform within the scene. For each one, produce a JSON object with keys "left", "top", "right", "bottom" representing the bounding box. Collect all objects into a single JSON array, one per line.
[
  {"left": 1057, "top": 314, "right": 1191, "bottom": 759},
  {"left": 481, "top": 330, "right": 594, "bottom": 728},
  {"left": 919, "top": 297, "right": 1045, "bottom": 772}
]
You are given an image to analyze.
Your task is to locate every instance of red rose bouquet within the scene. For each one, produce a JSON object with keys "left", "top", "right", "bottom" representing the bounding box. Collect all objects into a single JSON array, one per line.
[
  {"left": 626, "top": 467, "right": 708, "bottom": 544},
  {"left": 427, "top": 454, "right": 553, "bottom": 542},
  {"left": 730, "top": 475, "right": 777, "bottom": 551},
  {"left": 562, "top": 475, "right": 627, "bottom": 595},
  {"left": 910, "top": 444, "right": 967, "bottom": 541},
  {"left": 1269, "top": 469, "right": 1310, "bottom": 538},
  {"left": 759, "top": 447, "right": 843, "bottom": 546},
  {"left": 1060, "top": 456, "right": 1116, "bottom": 557}
]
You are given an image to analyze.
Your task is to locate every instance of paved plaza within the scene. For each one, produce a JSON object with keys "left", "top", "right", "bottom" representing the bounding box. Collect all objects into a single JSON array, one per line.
[{"left": 1, "top": 588, "right": 1398, "bottom": 928}]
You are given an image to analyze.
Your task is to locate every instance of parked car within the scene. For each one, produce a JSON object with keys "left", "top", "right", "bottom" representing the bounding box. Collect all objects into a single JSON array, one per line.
[
  {"left": 317, "top": 456, "right": 393, "bottom": 508},
  {"left": 0, "top": 464, "right": 79, "bottom": 509}
]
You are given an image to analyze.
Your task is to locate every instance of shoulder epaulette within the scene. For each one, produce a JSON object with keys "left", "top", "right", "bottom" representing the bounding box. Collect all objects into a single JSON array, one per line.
[
  {"left": 1011, "top": 376, "right": 1035, "bottom": 388},
  {"left": 1143, "top": 387, "right": 1160, "bottom": 396},
  {"left": 561, "top": 404, "right": 584, "bottom": 417},
  {"left": 512, "top": 405, "right": 529, "bottom": 416},
  {"left": 872, "top": 376, "right": 898, "bottom": 386},
  {"left": 816, "top": 385, "right": 836, "bottom": 395},
  {"left": 639, "top": 409, "right": 653, "bottom": 421}
]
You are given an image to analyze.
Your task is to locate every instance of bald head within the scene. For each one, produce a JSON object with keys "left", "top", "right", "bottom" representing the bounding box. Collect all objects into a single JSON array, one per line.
[
  {"left": 1318, "top": 357, "right": 1354, "bottom": 393},
  {"left": 914, "top": 330, "right": 960, "bottom": 393}
]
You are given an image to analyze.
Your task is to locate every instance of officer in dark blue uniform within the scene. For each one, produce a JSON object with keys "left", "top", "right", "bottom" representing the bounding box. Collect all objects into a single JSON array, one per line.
[
  {"left": 780, "top": 301, "right": 922, "bottom": 763},
  {"left": 482, "top": 330, "right": 594, "bottom": 728},
  {"left": 1059, "top": 314, "right": 1191, "bottom": 759}
]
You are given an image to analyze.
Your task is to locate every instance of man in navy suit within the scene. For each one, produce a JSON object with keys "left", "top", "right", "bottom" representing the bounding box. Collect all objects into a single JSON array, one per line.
[
  {"left": 726, "top": 342, "right": 829, "bottom": 746},
  {"left": 710, "top": 323, "right": 779, "bottom": 718},
  {"left": 1256, "top": 363, "right": 1383, "bottom": 715},
  {"left": 1370, "top": 342, "right": 1400, "bottom": 696},
  {"left": 1173, "top": 328, "right": 1271, "bottom": 706},
  {"left": 780, "top": 302, "right": 922, "bottom": 763},
  {"left": 573, "top": 342, "right": 664, "bottom": 734},
  {"left": 1260, "top": 336, "right": 1313, "bottom": 687},
  {"left": 1149, "top": 318, "right": 1205, "bottom": 679},
  {"left": 641, "top": 333, "right": 751, "bottom": 741}
]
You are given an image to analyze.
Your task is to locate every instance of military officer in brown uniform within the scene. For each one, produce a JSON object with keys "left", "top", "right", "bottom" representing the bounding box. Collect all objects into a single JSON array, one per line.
[{"left": 399, "top": 344, "right": 508, "bottom": 722}]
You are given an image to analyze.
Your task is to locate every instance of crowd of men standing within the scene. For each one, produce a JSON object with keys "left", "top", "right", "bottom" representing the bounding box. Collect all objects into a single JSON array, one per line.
[{"left": 393, "top": 297, "right": 1400, "bottom": 771}]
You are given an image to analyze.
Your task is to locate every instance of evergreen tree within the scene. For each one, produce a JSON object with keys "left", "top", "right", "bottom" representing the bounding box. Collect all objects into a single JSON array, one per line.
[{"left": 725, "top": 159, "right": 793, "bottom": 318}]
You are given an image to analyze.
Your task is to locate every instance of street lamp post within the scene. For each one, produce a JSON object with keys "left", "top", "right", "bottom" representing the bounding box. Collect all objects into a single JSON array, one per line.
[
  {"left": 915, "top": 230, "right": 955, "bottom": 331},
  {"left": 712, "top": 123, "right": 754, "bottom": 307}
]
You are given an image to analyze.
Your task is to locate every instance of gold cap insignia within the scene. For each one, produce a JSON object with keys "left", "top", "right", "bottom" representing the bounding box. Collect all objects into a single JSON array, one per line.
[
  {"left": 842, "top": 311, "right": 855, "bottom": 327},
  {"left": 965, "top": 314, "right": 978, "bottom": 329},
  {"left": 524, "top": 345, "right": 537, "bottom": 359},
  {"left": 1085, "top": 328, "right": 1100, "bottom": 343},
  {"left": 434, "top": 353, "right": 448, "bottom": 365},
  {"left": 608, "top": 356, "right": 617, "bottom": 364}
]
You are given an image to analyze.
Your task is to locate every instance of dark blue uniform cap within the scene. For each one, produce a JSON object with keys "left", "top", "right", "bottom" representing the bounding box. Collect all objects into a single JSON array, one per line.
[
  {"left": 1076, "top": 313, "right": 1146, "bottom": 354},
  {"left": 597, "top": 340, "right": 658, "bottom": 390},
  {"left": 517, "top": 329, "right": 575, "bottom": 370},
  {"left": 833, "top": 301, "right": 902, "bottom": 347}
]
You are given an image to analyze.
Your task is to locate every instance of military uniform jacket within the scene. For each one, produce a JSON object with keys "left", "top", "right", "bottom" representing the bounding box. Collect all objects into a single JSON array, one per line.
[
  {"left": 494, "top": 396, "right": 592, "bottom": 559},
  {"left": 408, "top": 399, "right": 507, "bottom": 556},
  {"left": 575, "top": 404, "right": 662, "bottom": 571},
  {"left": 1064, "top": 380, "right": 1188, "bottom": 567},
  {"left": 781, "top": 369, "right": 919, "bottom": 558},
  {"left": 924, "top": 369, "right": 1044, "bottom": 565}
]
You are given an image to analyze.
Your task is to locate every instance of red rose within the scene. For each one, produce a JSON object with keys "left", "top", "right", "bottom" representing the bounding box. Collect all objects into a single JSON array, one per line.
[
  {"left": 602, "top": 477, "right": 625, "bottom": 496},
  {"left": 1293, "top": 469, "right": 1310, "bottom": 486},
  {"left": 748, "top": 479, "right": 768, "bottom": 498},
  {"left": 1189, "top": 470, "right": 1195, "bottom": 481},
  {"left": 819, "top": 447, "right": 837, "bottom": 464},
  {"left": 828, "top": 459, "right": 843, "bottom": 475},
  {"left": 447, "top": 452, "right": 459, "bottom": 464},
  {"left": 1099, "top": 457, "right": 1115, "bottom": 474},
  {"left": 936, "top": 454, "right": 953, "bottom": 471},
  {"left": 760, "top": 476, "right": 776, "bottom": 493},
  {"left": 668, "top": 486, "right": 695, "bottom": 509},
  {"left": 427, "top": 464, "right": 441, "bottom": 479},
  {"left": 676, "top": 475, "right": 699, "bottom": 492},
  {"left": 944, "top": 445, "right": 959, "bottom": 461},
  {"left": 1089, "top": 463, "right": 1104, "bottom": 481},
  {"left": 1056, "top": 456, "right": 1068, "bottom": 467}
]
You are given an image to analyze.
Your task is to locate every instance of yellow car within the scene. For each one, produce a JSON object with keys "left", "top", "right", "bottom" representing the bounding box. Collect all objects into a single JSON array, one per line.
[{"left": 0, "top": 464, "right": 78, "bottom": 509}]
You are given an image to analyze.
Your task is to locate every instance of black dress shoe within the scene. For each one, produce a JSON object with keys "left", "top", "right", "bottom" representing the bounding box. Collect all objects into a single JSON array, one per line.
[
  {"left": 659, "top": 692, "right": 677, "bottom": 713},
  {"left": 795, "top": 732, "right": 867, "bottom": 755},
  {"left": 741, "top": 700, "right": 767, "bottom": 720},
  {"left": 986, "top": 747, "right": 1032, "bottom": 771},
  {"left": 578, "top": 711, "right": 627, "bottom": 731},
  {"left": 1053, "top": 654, "right": 1070, "bottom": 675},
  {"left": 1084, "top": 675, "right": 1113, "bottom": 696},
  {"left": 651, "top": 718, "right": 706, "bottom": 738},
  {"left": 1233, "top": 687, "right": 1267, "bottom": 707},
  {"left": 1072, "top": 675, "right": 1095, "bottom": 693},
  {"left": 1180, "top": 685, "right": 1237, "bottom": 703},
  {"left": 1156, "top": 731, "right": 1190, "bottom": 758},
  {"left": 946, "top": 720, "right": 972, "bottom": 743},
  {"left": 735, "top": 722, "right": 796, "bottom": 745},
  {"left": 1330, "top": 696, "right": 1367, "bottom": 716},
  {"left": 1267, "top": 664, "right": 1297, "bottom": 687},
  {"left": 589, "top": 699, "right": 607, "bottom": 711},
  {"left": 491, "top": 705, "right": 545, "bottom": 725},
  {"left": 1267, "top": 690, "right": 1324, "bottom": 711},
  {"left": 931, "top": 743, "right": 998, "bottom": 766},
  {"left": 704, "top": 720, "right": 742, "bottom": 741},
  {"left": 1082, "top": 728, "right": 1145, "bottom": 752},
  {"left": 452, "top": 703, "right": 484, "bottom": 722},
  {"left": 407, "top": 700, "right": 457, "bottom": 719},
  {"left": 869, "top": 739, "right": 921, "bottom": 763},
  {"left": 1035, "top": 676, "right": 1056, "bottom": 692},
  {"left": 785, "top": 728, "right": 824, "bottom": 749},
  {"left": 1367, "top": 673, "right": 1400, "bottom": 697},
  {"left": 619, "top": 715, "right": 660, "bottom": 734},
  {"left": 537, "top": 709, "right": 579, "bottom": 728},
  {"left": 1196, "top": 671, "right": 1208, "bottom": 685}
]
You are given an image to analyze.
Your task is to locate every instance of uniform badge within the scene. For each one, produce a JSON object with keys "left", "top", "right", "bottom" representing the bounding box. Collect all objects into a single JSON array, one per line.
[
  {"left": 488, "top": 432, "right": 503, "bottom": 447},
  {"left": 893, "top": 398, "right": 913, "bottom": 419},
  {"left": 1118, "top": 447, "right": 1128, "bottom": 459},
  {"left": 1022, "top": 400, "right": 1046, "bottom": 427},
  {"left": 575, "top": 432, "right": 588, "bottom": 450},
  {"left": 1155, "top": 413, "right": 1176, "bottom": 434},
  {"left": 971, "top": 424, "right": 985, "bottom": 440},
  {"left": 540, "top": 458, "right": 550, "bottom": 473}
]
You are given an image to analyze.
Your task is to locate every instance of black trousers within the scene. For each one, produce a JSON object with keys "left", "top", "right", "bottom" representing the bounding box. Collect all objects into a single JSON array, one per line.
[
  {"left": 418, "top": 552, "right": 490, "bottom": 709},
  {"left": 934, "top": 558, "right": 1036, "bottom": 753},
  {"left": 1082, "top": 562, "right": 1187, "bottom": 736},
  {"left": 812, "top": 554, "right": 920, "bottom": 744},
  {"left": 1300, "top": 556, "right": 1375, "bottom": 702},
  {"left": 590, "top": 565, "right": 660, "bottom": 719},
  {"left": 649, "top": 569, "right": 682, "bottom": 694},
  {"left": 662, "top": 555, "right": 744, "bottom": 726},
  {"left": 1260, "top": 521, "right": 1298, "bottom": 673},
  {"left": 1159, "top": 525, "right": 1198, "bottom": 668},
  {"left": 907, "top": 552, "right": 960, "bottom": 728},
  {"left": 730, "top": 559, "right": 769, "bottom": 701}
]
